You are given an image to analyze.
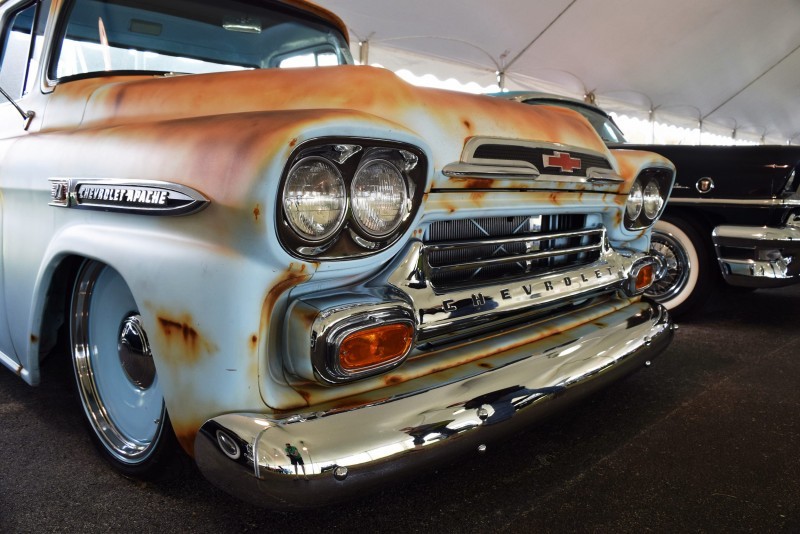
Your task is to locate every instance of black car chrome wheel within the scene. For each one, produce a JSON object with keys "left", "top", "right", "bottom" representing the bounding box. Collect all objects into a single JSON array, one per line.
[{"left": 645, "top": 216, "right": 715, "bottom": 317}]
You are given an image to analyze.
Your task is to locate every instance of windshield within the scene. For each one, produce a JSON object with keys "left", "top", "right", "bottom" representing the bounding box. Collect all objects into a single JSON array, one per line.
[
  {"left": 524, "top": 99, "right": 628, "bottom": 144},
  {"left": 52, "top": 0, "right": 353, "bottom": 80}
]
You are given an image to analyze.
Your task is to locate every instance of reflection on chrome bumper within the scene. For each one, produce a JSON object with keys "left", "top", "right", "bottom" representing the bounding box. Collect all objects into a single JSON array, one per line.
[
  {"left": 195, "top": 300, "right": 673, "bottom": 510},
  {"left": 713, "top": 219, "right": 800, "bottom": 287}
]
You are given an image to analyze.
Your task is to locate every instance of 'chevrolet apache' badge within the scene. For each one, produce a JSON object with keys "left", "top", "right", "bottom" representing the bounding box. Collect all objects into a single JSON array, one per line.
[{"left": 49, "top": 178, "right": 209, "bottom": 216}]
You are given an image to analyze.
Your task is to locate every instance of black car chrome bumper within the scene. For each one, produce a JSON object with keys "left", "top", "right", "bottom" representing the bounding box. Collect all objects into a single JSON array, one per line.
[
  {"left": 713, "top": 218, "right": 800, "bottom": 287},
  {"left": 194, "top": 299, "right": 673, "bottom": 510}
]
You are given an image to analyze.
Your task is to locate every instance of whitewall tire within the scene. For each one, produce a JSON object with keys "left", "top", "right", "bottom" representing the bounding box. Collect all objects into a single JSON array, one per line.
[{"left": 646, "top": 216, "right": 716, "bottom": 317}]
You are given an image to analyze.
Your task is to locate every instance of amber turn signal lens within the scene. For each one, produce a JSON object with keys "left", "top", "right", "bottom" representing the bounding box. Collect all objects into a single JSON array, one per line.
[
  {"left": 339, "top": 323, "right": 413, "bottom": 371},
  {"left": 635, "top": 264, "right": 654, "bottom": 292}
]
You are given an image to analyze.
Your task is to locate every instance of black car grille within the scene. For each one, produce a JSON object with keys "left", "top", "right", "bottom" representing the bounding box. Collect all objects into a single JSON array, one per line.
[{"left": 423, "top": 215, "right": 604, "bottom": 289}]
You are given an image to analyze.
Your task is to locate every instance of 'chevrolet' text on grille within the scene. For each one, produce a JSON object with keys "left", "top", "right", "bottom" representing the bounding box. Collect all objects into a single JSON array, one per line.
[{"left": 442, "top": 267, "right": 616, "bottom": 311}]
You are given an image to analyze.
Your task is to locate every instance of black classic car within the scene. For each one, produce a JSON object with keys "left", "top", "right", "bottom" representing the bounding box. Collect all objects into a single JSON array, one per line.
[{"left": 500, "top": 92, "right": 800, "bottom": 316}]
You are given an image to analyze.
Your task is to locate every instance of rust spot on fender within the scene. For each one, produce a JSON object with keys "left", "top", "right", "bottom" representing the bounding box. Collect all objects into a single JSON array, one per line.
[
  {"left": 253, "top": 204, "right": 261, "bottom": 221},
  {"left": 289, "top": 138, "right": 297, "bottom": 147},
  {"left": 157, "top": 315, "right": 218, "bottom": 363},
  {"left": 172, "top": 423, "right": 201, "bottom": 457},
  {"left": 250, "top": 334, "right": 258, "bottom": 350},
  {"left": 30, "top": 334, "right": 39, "bottom": 344},
  {"left": 159, "top": 317, "right": 199, "bottom": 346},
  {"left": 614, "top": 210, "right": 623, "bottom": 227},
  {"left": 260, "top": 263, "right": 315, "bottom": 338},
  {"left": 297, "top": 389, "right": 312, "bottom": 404},
  {"left": 462, "top": 119, "right": 473, "bottom": 132},
  {"left": 478, "top": 362, "right": 492, "bottom": 369}
]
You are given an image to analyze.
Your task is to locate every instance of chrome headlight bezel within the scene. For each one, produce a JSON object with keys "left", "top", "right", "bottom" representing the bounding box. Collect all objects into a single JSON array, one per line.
[
  {"left": 624, "top": 167, "right": 674, "bottom": 230},
  {"left": 277, "top": 139, "right": 426, "bottom": 259}
]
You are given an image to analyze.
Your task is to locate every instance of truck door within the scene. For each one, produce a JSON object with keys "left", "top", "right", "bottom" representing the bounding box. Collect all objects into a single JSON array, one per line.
[{"left": 0, "top": 0, "right": 49, "bottom": 375}]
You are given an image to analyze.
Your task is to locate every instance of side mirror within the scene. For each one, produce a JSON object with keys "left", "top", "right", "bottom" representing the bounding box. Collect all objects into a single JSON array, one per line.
[{"left": 0, "top": 85, "right": 35, "bottom": 130}]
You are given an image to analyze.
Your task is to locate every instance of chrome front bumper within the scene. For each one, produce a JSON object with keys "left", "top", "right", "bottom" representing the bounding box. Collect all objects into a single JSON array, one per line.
[
  {"left": 195, "top": 299, "right": 673, "bottom": 509},
  {"left": 713, "top": 218, "right": 800, "bottom": 287}
]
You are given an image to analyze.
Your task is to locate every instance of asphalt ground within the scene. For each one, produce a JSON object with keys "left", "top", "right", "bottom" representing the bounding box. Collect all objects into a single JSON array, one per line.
[{"left": 1, "top": 285, "right": 798, "bottom": 533}]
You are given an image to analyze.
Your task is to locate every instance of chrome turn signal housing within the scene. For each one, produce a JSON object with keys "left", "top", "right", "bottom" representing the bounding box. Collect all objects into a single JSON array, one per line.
[
  {"left": 286, "top": 298, "right": 417, "bottom": 384},
  {"left": 623, "top": 258, "right": 659, "bottom": 296}
]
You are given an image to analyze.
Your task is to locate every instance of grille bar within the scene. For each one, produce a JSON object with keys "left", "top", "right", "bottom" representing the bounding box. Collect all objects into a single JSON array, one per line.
[
  {"left": 423, "top": 215, "right": 603, "bottom": 289},
  {"left": 425, "top": 228, "right": 604, "bottom": 254},
  {"left": 428, "top": 241, "right": 604, "bottom": 275}
]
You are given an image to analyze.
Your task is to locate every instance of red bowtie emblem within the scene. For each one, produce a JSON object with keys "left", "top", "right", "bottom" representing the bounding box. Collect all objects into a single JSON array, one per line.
[{"left": 544, "top": 151, "right": 582, "bottom": 173}]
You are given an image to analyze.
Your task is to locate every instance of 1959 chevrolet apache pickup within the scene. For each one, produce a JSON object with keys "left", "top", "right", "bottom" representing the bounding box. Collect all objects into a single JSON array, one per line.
[{"left": 0, "top": 0, "right": 676, "bottom": 508}]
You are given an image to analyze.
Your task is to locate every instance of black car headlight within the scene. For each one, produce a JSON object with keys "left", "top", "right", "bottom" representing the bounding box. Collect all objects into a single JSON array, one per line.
[
  {"left": 624, "top": 167, "right": 673, "bottom": 230},
  {"left": 277, "top": 139, "right": 426, "bottom": 259}
]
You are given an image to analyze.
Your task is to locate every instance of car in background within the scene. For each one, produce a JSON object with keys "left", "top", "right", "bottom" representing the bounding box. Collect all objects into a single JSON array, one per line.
[{"left": 499, "top": 92, "right": 800, "bottom": 316}]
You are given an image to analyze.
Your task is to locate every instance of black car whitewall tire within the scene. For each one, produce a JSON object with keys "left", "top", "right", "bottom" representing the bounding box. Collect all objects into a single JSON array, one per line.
[
  {"left": 70, "top": 260, "right": 177, "bottom": 477},
  {"left": 646, "top": 216, "right": 715, "bottom": 317}
]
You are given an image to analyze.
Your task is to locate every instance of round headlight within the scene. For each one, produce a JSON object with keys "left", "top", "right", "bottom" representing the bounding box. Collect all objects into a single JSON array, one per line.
[
  {"left": 626, "top": 180, "right": 643, "bottom": 220},
  {"left": 283, "top": 157, "right": 346, "bottom": 241},
  {"left": 642, "top": 180, "right": 663, "bottom": 219},
  {"left": 351, "top": 159, "right": 408, "bottom": 237}
]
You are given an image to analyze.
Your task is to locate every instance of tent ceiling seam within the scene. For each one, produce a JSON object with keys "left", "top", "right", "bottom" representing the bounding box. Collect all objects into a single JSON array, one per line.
[{"left": 703, "top": 39, "right": 800, "bottom": 120}]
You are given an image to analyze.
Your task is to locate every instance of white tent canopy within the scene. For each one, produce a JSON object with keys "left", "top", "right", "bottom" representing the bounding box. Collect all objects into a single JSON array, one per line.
[{"left": 316, "top": 0, "right": 800, "bottom": 145}]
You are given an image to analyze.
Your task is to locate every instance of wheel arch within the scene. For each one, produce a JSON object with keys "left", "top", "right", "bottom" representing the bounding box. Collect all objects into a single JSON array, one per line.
[{"left": 26, "top": 254, "right": 84, "bottom": 386}]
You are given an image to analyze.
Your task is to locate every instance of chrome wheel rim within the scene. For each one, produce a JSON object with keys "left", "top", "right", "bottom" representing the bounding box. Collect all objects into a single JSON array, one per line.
[
  {"left": 71, "top": 261, "right": 165, "bottom": 465},
  {"left": 646, "top": 230, "right": 691, "bottom": 302}
]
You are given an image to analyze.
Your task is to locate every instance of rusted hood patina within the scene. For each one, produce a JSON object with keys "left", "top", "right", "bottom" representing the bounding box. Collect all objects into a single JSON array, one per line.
[{"left": 42, "top": 65, "right": 609, "bottom": 160}]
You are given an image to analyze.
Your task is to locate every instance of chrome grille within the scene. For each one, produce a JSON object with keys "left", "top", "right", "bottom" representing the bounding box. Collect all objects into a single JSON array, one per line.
[{"left": 423, "top": 215, "right": 603, "bottom": 289}]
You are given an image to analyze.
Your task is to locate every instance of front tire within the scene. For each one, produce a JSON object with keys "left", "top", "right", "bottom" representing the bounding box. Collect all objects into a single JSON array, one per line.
[
  {"left": 646, "top": 216, "right": 717, "bottom": 317},
  {"left": 70, "top": 260, "right": 177, "bottom": 477}
]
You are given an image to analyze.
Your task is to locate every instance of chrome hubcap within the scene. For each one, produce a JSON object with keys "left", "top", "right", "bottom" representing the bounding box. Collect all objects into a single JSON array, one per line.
[
  {"left": 646, "top": 231, "right": 691, "bottom": 301},
  {"left": 119, "top": 314, "right": 156, "bottom": 389}
]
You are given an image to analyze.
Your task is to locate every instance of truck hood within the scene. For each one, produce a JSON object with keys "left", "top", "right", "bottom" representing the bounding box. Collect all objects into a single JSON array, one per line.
[{"left": 42, "top": 65, "right": 609, "bottom": 160}]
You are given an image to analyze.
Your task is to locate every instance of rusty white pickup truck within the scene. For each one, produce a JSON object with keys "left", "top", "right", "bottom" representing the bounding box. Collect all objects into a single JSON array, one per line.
[{"left": 0, "top": 0, "right": 675, "bottom": 508}]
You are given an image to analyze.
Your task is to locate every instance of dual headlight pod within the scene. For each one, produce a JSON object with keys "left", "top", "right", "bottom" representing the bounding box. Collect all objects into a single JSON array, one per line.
[
  {"left": 624, "top": 167, "right": 674, "bottom": 230},
  {"left": 279, "top": 140, "right": 425, "bottom": 259}
]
